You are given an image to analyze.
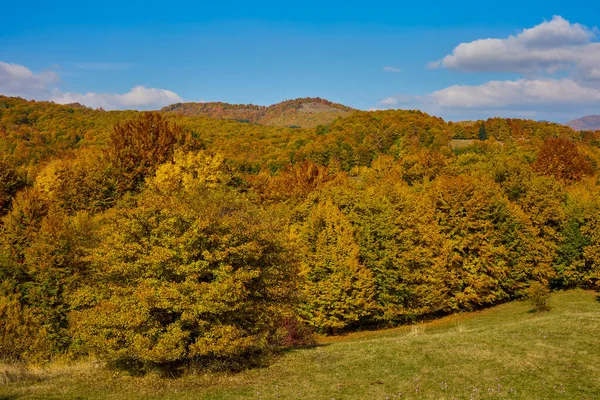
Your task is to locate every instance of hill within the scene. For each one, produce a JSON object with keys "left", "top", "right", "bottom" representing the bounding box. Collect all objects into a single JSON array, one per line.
[
  {"left": 0, "top": 95, "right": 585, "bottom": 171},
  {"left": 160, "top": 97, "right": 355, "bottom": 128},
  {"left": 565, "top": 115, "right": 600, "bottom": 131},
  {"left": 2, "top": 290, "right": 598, "bottom": 399}
]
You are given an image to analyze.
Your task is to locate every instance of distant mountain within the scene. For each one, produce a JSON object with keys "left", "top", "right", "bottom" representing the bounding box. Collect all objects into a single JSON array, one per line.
[
  {"left": 161, "top": 97, "right": 355, "bottom": 128},
  {"left": 64, "top": 102, "right": 90, "bottom": 109},
  {"left": 565, "top": 115, "right": 600, "bottom": 131}
]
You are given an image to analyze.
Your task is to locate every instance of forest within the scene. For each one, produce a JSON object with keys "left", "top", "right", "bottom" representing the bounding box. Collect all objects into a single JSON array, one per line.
[{"left": 1, "top": 94, "right": 599, "bottom": 374}]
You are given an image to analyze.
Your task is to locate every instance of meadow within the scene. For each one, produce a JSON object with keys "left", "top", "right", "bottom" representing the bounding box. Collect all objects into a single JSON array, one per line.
[{"left": 2, "top": 290, "right": 598, "bottom": 400}]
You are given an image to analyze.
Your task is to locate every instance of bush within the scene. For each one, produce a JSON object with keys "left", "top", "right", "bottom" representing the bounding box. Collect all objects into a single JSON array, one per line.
[
  {"left": 275, "top": 316, "right": 315, "bottom": 348},
  {"left": 525, "top": 282, "right": 551, "bottom": 312}
]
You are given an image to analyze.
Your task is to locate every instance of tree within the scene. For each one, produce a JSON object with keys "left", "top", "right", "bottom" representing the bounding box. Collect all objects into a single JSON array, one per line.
[
  {"left": 533, "top": 137, "right": 594, "bottom": 182},
  {"left": 0, "top": 189, "right": 95, "bottom": 361},
  {"left": 478, "top": 122, "right": 487, "bottom": 141},
  {"left": 297, "top": 199, "right": 376, "bottom": 333},
  {"left": 0, "top": 159, "right": 27, "bottom": 216},
  {"left": 580, "top": 191, "right": 600, "bottom": 289},
  {"left": 36, "top": 149, "right": 117, "bottom": 214},
  {"left": 350, "top": 182, "right": 450, "bottom": 322},
  {"left": 429, "top": 175, "right": 553, "bottom": 309},
  {"left": 104, "top": 112, "right": 183, "bottom": 194},
  {"left": 70, "top": 153, "right": 299, "bottom": 371}
]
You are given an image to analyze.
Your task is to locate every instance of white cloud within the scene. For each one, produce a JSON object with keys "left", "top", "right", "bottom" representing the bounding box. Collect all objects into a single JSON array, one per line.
[
  {"left": 518, "top": 16, "right": 592, "bottom": 48},
  {"left": 377, "top": 94, "right": 417, "bottom": 109},
  {"left": 383, "top": 66, "right": 401, "bottom": 73},
  {"left": 421, "top": 17, "right": 600, "bottom": 115},
  {"left": 588, "top": 68, "right": 600, "bottom": 79},
  {"left": 0, "top": 61, "right": 59, "bottom": 97},
  {"left": 379, "top": 96, "right": 399, "bottom": 106},
  {"left": 424, "top": 78, "right": 600, "bottom": 110},
  {"left": 0, "top": 60, "right": 184, "bottom": 110},
  {"left": 379, "top": 16, "right": 600, "bottom": 121},
  {"left": 51, "top": 86, "right": 183, "bottom": 110},
  {"left": 431, "top": 16, "right": 600, "bottom": 76}
]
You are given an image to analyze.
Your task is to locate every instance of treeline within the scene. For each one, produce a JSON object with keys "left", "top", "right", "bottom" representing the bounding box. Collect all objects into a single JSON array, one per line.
[
  {"left": 4, "top": 95, "right": 597, "bottom": 172},
  {"left": 1, "top": 98, "right": 600, "bottom": 374},
  {"left": 449, "top": 117, "right": 579, "bottom": 140}
]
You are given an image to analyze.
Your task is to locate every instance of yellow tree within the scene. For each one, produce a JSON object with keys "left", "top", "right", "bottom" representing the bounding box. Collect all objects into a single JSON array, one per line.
[
  {"left": 70, "top": 151, "right": 299, "bottom": 371},
  {"left": 297, "top": 199, "right": 376, "bottom": 333},
  {"left": 428, "top": 175, "right": 553, "bottom": 309}
]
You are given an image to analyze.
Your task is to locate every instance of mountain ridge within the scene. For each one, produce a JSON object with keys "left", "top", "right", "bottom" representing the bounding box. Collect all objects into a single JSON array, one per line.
[
  {"left": 565, "top": 115, "right": 600, "bottom": 131},
  {"left": 160, "top": 97, "right": 356, "bottom": 128}
]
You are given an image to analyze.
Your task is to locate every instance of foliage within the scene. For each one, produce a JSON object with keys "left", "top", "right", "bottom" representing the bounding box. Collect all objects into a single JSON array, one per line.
[
  {"left": 297, "top": 199, "right": 376, "bottom": 333},
  {"left": 36, "top": 150, "right": 116, "bottom": 213},
  {"left": 0, "top": 189, "right": 96, "bottom": 361},
  {"left": 533, "top": 137, "right": 594, "bottom": 182},
  {"left": 104, "top": 112, "right": 184, "bottom": 194},
  {"left": 70, "top": 156, "right": 299, "bottom": 370},
  {"left": 0, "top": 289, "right": 54, "bottom": 362},
  {"left": 525, "top": 281, "right": 550, "bottom": 312},
  {"left": 2, "top": 96, "right": 600, "bottom": 370},
  {"left": 0, "top": 159, "right": 27, "bottom": 216}
]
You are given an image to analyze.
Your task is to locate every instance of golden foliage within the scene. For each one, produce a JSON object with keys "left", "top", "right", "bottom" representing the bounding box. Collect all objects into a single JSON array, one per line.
[{"left": 2, "top": 97, "right": 600, "bottom": 369}]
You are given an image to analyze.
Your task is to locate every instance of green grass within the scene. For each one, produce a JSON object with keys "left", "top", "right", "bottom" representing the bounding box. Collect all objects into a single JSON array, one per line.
[{"left": 2, "top": 290, "right": 599, "bottom": 399}]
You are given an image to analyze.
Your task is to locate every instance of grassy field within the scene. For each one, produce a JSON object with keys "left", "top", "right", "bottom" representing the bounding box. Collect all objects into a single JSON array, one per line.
[{"left": 1, "top": 290, "right": 599, "bottom": 399}]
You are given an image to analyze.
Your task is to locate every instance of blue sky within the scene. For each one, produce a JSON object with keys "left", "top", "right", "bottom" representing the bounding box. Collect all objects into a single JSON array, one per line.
[{"left": 2, "top": 1, "right": 600, "bottom": 121}]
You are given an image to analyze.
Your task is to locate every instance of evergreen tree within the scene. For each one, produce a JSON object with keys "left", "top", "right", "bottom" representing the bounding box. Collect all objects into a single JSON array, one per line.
[{"left": 479, "top": 122, "right": 488, "bottom": 141}]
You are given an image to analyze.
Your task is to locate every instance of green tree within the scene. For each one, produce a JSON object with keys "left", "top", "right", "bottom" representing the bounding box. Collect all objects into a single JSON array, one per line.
[{"left": 478, "top": 122, "right": 488, "bottom": 141}]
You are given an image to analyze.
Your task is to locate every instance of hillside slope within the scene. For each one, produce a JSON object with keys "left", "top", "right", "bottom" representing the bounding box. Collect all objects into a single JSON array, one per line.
[
  {"left": 1, "top": 95, "right": 584, "bottom": 170},
  {"left": 161, "top": 97, "right": 355, "bottom": 128},
  {"left": 565, "top": 115, "right": 600, "bottom": 131},
  {"left": 2, "top": 290, "right": 598, "bottom": 399}
]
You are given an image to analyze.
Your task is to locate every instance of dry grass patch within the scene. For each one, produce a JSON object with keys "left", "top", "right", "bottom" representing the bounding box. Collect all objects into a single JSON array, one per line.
[{"left": 0, "top": 358, "right": 100, "bottom": 385}]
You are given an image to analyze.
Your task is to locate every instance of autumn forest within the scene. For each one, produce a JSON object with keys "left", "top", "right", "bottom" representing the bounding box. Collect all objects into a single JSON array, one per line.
[{"left": 1, "top": 95, "right": 599, "bottom": 374}]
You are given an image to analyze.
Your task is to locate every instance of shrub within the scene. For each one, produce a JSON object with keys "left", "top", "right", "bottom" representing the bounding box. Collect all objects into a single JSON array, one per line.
[{"left": 525, "top": 282, "right": 551, "bottom": 312}]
